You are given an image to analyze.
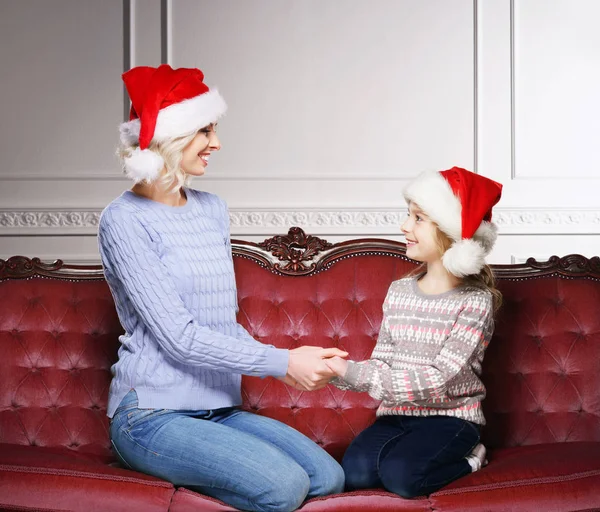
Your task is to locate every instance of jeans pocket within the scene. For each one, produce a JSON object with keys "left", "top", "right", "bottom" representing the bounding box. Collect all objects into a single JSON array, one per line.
[{"left": 126, "top": 407, "right": 170, "bottom": 431}]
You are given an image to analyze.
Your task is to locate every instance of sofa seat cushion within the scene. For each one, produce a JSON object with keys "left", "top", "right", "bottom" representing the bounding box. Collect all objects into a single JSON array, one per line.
[
  {"left": 169, "top": 488, "right": 432, "bottom": 512},
  {"left": 429, "top": 442, "right": 600, "bottom": 511},
  {"left": 298, "top": 490, "right": 432, "bottom": 511},
  {"left": 0, "top": 444, "right": 174, "bottom": 512}
]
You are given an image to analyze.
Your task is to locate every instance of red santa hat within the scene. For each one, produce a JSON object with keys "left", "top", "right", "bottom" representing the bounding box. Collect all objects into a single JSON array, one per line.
[
  {"left": 403, "top": 167, "right": 503, "bottom": 277},
  {"left": 119, "top": 64, "right": 227, "bottom": 183}
]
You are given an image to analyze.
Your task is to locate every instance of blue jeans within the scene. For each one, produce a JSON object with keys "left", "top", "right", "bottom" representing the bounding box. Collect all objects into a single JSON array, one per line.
[
  {"left": 342, "top": 415, "right": 480, "bottom": 498},
  {"left": 110, "top": 390, "right": 344, "bottom": 512}
]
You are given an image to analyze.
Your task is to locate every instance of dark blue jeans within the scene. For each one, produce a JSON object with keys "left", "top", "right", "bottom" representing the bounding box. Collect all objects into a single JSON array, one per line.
[{"left": 342, "top": 415, "right": 480, "bottom": 498}]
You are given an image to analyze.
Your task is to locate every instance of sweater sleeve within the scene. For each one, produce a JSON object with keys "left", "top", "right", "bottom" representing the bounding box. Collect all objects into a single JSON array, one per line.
[
  {"left": 98, "top": 206, "right": 289, "bottom": 377},
  {"left": 340, "top": 293, "right": 493, "bottom": 403},
  {"left": 330, "top": 286, "right": 396, "bottom": 392}
]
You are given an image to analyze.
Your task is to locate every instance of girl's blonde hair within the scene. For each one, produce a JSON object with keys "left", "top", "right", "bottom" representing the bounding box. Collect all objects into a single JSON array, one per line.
[
  {"left": 117, "top": 130, "right": 198, "bottom": 192},
  {"left": 406, "top": 225, "right": 503, "bottom": 313}
]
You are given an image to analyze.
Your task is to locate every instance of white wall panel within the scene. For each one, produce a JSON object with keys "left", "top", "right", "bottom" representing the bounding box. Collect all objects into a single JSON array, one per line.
[
  {"left": 170, "top": 0, "right": 475, "bottom": 183},
  {"left": 513, "top": 0, "right": 600, "bottom": 179},
  {"left": 0, "top": 0, "right": 124, "bottom": 180},
  {"left": 0, "top": 0, "right": 598, "bottom": 263}
]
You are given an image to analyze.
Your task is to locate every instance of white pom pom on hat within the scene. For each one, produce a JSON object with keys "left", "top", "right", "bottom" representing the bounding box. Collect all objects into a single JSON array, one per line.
[
  {"left": 119, "top": 64, "right": 227, "bottom": 183},
  {"left": 122, "top": 147, "right": 165, "bottom": 184},
  {"left": 403, "top": 167, "right": 503, "bottom": 277}
]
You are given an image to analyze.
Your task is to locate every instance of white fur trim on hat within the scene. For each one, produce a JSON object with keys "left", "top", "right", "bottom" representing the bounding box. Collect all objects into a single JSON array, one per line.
[
  {"left": 442, "top": 239, "right": 487, "bottom": 277},
  {"left": 123, "top": 148, "right": 164, "bottom": 183},
  {"left": 403, "top": 171, "right": 463, "bottom": 241},
  {"left": 119, "top": 88, "right": 227, "bottom": 146}
]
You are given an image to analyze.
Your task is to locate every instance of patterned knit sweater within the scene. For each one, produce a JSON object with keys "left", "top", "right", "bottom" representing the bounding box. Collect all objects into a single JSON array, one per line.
[
  {"left": 333, "top": 276, "right": 494, "bottom": 424},
  {"left": 98, "top": 188, "right": 289, "bottom": 418}
]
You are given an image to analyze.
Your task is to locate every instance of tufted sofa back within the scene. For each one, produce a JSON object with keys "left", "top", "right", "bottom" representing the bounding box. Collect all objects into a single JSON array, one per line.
[{"left": 1, "top": 231, "right": 599, "bottom": 463}]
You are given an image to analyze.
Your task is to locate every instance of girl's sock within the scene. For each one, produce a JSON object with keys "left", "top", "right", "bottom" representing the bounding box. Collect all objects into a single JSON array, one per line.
[{"left": 466, "top": 443, "right": 487, "bottom": 472}]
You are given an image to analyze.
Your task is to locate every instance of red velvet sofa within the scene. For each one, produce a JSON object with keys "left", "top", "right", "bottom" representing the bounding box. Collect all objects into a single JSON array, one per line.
[{"left": 1, "top": 227, "right": 599, "bottom": 512}]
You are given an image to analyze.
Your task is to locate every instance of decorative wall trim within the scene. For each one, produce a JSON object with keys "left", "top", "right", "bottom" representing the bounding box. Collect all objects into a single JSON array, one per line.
[
  {"left": 0, "top": 211, "right": 101, "bottom": 234},
  {"left": 1, "top": 208, "right": 600, "bottom": 236}
]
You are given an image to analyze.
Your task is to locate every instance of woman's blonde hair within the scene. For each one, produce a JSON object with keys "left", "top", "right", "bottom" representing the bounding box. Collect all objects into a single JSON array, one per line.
[
  {"left": 406, "top": 225, "right": 503, "bottom": 313},
  {"left": 117, "top": 130, "right": 198, "bottom": 192}
]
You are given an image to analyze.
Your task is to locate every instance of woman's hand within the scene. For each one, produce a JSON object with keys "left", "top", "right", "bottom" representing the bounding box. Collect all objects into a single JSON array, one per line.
[
  {"left": 277, "top": 374, "right": 303, "bottom": 389},
  {"left": 285, "top": 346, "right": 348, "bottom": 391},
  {"left": 324, "top": 356, "right": 348, "bottom": 378}
]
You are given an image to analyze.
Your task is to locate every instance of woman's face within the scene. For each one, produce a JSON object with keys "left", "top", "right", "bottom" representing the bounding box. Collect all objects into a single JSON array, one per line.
[{"left": 180, "top": 124, "right": 221, "bottom": 176}]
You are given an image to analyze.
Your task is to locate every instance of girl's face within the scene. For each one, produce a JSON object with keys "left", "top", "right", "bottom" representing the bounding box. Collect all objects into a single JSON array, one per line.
[
  {"left": 180, "top": 124, "right": 221, "bottom": 176},
  {"left": 401, "top": 202, "right": 443, "bottom": 263}
]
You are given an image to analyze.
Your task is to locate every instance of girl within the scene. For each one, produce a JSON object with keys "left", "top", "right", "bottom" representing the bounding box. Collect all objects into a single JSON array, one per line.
[
  {"left": 325, "top": 167, "right": 503, "bottom": 498},
  {"left": 99, "top": 64, "right": 345, "bottom": 512}
]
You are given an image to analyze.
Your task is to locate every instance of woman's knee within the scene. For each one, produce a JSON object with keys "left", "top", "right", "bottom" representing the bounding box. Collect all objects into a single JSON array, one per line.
[
  {"left": 256, "top": 461, "right": 310, "bottom": 512},
  {"left": 315, "top": 458, "right": 345, "bottom": 495}
]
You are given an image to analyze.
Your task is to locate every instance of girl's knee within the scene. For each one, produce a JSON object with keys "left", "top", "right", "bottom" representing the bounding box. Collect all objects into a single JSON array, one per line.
[
  {"left": 342, "top": 455, "right": 378, "bottom": 491},
  {"left": 379, "top": 458, "right": 424, "bottom": 498}
]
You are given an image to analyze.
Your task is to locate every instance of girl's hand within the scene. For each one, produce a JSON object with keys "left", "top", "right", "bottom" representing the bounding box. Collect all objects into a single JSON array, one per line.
[{"left": 325, "top": 356, "right": 348, "bottom": 377}]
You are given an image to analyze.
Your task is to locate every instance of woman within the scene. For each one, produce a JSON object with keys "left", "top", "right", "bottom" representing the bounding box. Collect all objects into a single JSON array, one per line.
[{"left": 99, "top": 64, "right": 345, "bottom": 512}]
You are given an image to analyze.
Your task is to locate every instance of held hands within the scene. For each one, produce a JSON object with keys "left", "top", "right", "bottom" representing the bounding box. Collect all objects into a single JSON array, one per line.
[
  {"left": 281, "top": 346, "right": 348, "bottom": 391},
  {"left": 324, "top": 356, "right": 348, "bottom": 378}
]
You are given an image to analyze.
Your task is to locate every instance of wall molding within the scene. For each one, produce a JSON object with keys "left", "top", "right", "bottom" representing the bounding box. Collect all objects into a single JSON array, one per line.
[{"left": 1, "top": 207, "right": 599, "bottom": 236}]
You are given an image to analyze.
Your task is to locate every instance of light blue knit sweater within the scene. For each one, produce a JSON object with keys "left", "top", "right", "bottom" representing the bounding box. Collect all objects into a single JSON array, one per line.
[{"left": 98, "top": 188, "right": 289, "bottom": 417}]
